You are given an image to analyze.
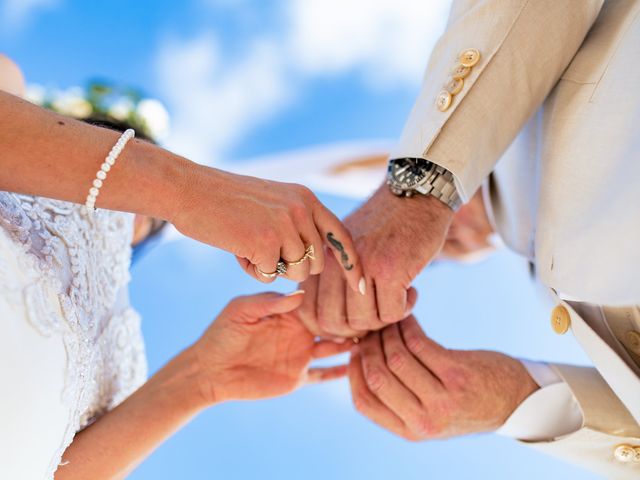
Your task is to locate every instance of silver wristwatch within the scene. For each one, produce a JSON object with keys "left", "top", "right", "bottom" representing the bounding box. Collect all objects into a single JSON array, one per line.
[{"left": 386, "top": 158, "right": 462, "bottom": 211}]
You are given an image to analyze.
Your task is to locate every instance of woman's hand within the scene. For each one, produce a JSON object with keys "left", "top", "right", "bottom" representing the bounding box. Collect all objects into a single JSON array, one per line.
[
  {"left": 190, "top": 290, "right": 350, "bottom": 404},
  {"left": 172, "top": 166, "right": 364, "bottom": 290}
]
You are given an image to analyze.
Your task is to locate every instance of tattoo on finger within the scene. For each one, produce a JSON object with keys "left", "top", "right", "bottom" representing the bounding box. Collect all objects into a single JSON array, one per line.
[{"left": 327, "top": 232, "right": 354, "bottom": 271}]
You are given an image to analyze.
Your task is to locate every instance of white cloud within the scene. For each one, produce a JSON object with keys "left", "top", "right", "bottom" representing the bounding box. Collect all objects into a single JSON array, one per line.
[
  {"left": 156, "top": 33, "right": 290, "bottom": 164},
  {"left": 286, "top": 0, "right": 452, "bottom": 87},
  {"left": 155, "top": 0, "right": 452, "bottom": 163},
  {"left": 1, "top": 0, "right": 60, "bottom": 32}
]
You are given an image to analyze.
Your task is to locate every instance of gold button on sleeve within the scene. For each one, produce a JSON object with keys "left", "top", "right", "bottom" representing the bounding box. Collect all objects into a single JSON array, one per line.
[
  {"left": 451, "top": 64, "right": 471, "bottom": 80},
  {"left": 445, "top": 77, "right": 464, "bottom": 95},
  {"left": 436, "top": 90, "right": 452, "bottom": 112},
  {"left": 614, "top": 444, "right": 636, "bottom": 463},
  {"left": 626, "top": 331, "right": 640, "bottom": 355},
  {"left": 551, "top": 305, "right": 571, "bottom": 335},
  {"left": 460, "top": 48, "right": 481, "bottom": 67}
]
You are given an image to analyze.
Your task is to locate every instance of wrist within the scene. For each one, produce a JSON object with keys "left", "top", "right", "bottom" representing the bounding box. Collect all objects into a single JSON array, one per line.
[{"left": 149, "top": 347, "right": 212, "bottom": 415}]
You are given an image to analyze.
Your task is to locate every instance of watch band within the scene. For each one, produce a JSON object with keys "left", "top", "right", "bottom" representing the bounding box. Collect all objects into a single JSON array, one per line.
[{"left": 415, "top": 164, "right": 462, "bottom": 211}]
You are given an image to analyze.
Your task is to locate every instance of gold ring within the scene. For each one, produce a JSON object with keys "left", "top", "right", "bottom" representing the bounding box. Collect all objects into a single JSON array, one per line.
[
  {"left": 286, "top": 245, "right": 316, "bottom": 267},
  {"left": 352, "top": 337, "right": 360, "bottom": 344},
  {"left": 255, "top": 260, "right": 288, "bottom": 278}
]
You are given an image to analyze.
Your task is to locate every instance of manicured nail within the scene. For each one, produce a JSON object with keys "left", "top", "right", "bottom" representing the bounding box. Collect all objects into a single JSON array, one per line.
[
  {"left": 358, "top": 277, "right": 366, "bottom": 296},
  {"left": 286, "top": 289, "right": 305, "bottom": 297}
]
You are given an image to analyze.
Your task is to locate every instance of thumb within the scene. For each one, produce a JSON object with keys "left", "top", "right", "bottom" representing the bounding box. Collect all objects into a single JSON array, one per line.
[{"left": 227, "top": 290, "right": 305, "bottom": 322}]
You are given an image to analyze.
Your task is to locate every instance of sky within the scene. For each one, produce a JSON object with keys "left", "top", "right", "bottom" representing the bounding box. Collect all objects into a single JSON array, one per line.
[{"left": 1, "top": 1, "right": 599, "bottom": 479}]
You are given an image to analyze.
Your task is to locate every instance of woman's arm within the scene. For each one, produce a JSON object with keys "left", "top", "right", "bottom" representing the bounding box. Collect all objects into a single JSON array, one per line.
[
  {"left": 55, "top": 292, "right": 348, "bottom": 479},
  {"left": 0, "top": 88, "right": 364, "bottom": 288},
  {"left": 57, "top": 349, "right": 204, "bottom": 480},
  {"left": 0, "top": 89, "right": 189, "bottom": 221}
]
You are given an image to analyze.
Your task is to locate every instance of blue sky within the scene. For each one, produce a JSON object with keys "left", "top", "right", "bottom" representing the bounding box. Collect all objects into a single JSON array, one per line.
[{"left": 2, "top": 1, "right": 597, "bottom": 478}]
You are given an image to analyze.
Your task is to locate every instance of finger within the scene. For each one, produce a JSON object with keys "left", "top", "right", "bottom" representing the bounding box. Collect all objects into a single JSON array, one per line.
[
  {"left": 399, "top": 316, "right": 451, "bottom": 379},
  {"left": 317, "top": 253, "right": 361, "bottom": 337},
  {"left": 298, "top": 218, "right": 325, "bottom": 276},
  {"left": 405, "top": 287, "right": 418, "bottom": 317},
  {"left": 307, "top": 365, "right": 348, "bottom": 383},
  {"left": 239, "top": 255, "right": 279, "bottom": 284},
  {"left": 381, "top": 323, "right": 441, "bottom": 397},
  {"left": 376, "top": 280, "right": 409, "bottom": 325},
  {"left": 346, "top": 276, "right": 385, "bottom": 332},
  {"left": 297, "top": 276, "right": 323, "bottom": 336},
  {"left": 313, "top": 204, "right": 364, "bottom": 295},
  {"left": 236, "top": 256, "right": 273, "bottom": 284},
  {"left": 226, "top": 290, "right": 305, "bottom": 322},
  {"left": 280, "top": 222, "right": 309, "bottom": 282},
  {"left": 359, "top": 333, "right": 427, "bottom": 436},
  {"left": 313, "top": 339, "right": 352, "bottom": 359},
  {"left": 349, "top": 352, "right": 414, "bottom": 439}
]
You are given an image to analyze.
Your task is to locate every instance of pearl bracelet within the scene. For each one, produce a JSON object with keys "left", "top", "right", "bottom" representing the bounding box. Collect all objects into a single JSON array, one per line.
[{"left": 85, "top": 128, "right": 135, "bottom": 215}]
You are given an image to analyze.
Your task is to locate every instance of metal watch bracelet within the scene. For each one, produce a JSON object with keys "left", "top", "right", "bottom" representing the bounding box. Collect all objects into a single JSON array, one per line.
[{"left": 415, "top": 165, "right": 462, "bottom": 211}]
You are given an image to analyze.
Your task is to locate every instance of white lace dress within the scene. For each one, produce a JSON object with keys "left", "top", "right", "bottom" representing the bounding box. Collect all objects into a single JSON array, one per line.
[{"left": 0, "top": 193, "right": 147, "bottom": 479}]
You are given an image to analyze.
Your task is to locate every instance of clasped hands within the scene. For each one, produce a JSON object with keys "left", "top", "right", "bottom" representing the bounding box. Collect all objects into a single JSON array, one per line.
[{"left": 188, "top": 186, "right": 538, "bottom": 442}]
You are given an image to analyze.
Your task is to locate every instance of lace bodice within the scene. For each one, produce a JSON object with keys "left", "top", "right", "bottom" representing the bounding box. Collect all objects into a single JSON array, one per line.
[{"left": 0, "top": 192, "right": 147, "bottom": 479}]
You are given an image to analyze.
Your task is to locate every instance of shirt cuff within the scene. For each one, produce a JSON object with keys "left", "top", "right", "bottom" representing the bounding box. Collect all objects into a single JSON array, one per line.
[{"left": 496, "top": 360, "right": 583, "bottom": 441}]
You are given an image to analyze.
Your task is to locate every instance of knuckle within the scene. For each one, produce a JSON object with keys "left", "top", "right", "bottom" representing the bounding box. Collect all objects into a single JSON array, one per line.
[
  {"left": 405, "top": 335, "right": 426, "bottom": 355},
  {"left": 288, "top": 200, "right": 309, "bottom": 220},
  {"left": 386, "top": 351, "right": 406, "bottom": 373},
  {"left": 411, "top": 414, "right": 435, "bottom": 438},
  {"left": 441, "top": 366, "right": 470, "bottom": 392},
  {"left": 363, "top": 366, "right": 386, "bottom": 393},
  {"left": 369, "top": 256, "right": 396, "bottom": 281},
  {"left": 352, "top": 391, "right": 372, "bottom": 414},
  {"left": 260, "top": 226, "right": 280, "bottom": 248},
  {"left": 379, "top": 311, "right": 402, "bottom": 325}
]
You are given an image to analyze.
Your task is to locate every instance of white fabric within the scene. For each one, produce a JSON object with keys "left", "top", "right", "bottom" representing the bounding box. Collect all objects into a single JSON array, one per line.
[
  {"left": 497, "top": 361, "right": 583, "bottom": 441},
  {"left": 0, "top": 193, "right": 147, "bottom": 480}
]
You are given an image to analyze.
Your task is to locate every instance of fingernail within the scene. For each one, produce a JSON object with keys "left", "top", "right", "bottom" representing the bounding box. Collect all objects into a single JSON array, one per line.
[
  {"left": 286, "top": 289, "right": 305, "bottom": 297},
  {"left": 333, "top": 337, "right": 347, "bottom": 344},
  {"left": 358, "top": 277, "right": 366, "bottom": 296}
]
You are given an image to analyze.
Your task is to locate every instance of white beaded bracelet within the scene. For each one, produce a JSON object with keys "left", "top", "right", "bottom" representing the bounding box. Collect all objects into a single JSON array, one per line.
[{"left": 85, "top": 128, "right": 135, "bottom": 215}]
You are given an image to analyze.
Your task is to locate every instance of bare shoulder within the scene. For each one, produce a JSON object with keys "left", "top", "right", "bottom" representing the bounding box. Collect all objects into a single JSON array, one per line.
[{"left": 0, "top": 54, "right": 26, "bottom": 96}]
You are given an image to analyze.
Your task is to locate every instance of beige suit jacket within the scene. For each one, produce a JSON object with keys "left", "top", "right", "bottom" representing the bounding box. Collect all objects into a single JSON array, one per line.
[{"left": 392, "top": 0, "right": 640, "bottom": 477}]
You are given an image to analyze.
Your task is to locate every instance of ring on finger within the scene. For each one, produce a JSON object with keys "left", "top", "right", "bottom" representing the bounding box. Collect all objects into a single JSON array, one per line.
[
  {"left": 255, "top": 260, "right": 288, "bottom": 278},
  {"left": 286, "top": 245, "right": 316, "bottom": 267}
]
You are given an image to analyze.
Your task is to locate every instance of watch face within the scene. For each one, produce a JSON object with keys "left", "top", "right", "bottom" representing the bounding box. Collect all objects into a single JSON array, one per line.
[{"left": 388, "top": 158, "right": 432, "bottom": 190}]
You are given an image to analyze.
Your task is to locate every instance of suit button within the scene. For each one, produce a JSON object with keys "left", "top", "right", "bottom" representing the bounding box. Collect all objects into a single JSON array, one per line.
[
  {"left": 460, "top": 48, "right": 481, "bottom": 67},
  {"left": 551, "top": 305, "right": 571, "bottom": 335},
  {"left": 435, "top": 91, "right": 452, "bottom": 111},
  {"left": 614, "top": 444, "right": 636, "bottom": 463},
  {"left": 451, "top": 64, "right": 471, "bottom": 79},
  {"left": 445, "top": 77, "right": 464, "bottom": 95},
  {"left": 626, "top": 331, "right": 640, "bottom": 355}
]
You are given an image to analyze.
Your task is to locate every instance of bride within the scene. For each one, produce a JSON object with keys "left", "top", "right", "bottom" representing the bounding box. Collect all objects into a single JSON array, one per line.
[{"left": 0, "top": 54, "right": 355, "bottom": 479}]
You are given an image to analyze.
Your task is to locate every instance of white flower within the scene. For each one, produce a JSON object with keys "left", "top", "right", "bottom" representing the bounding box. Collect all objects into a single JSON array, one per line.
[
  {"left": 108, "top": 98, "right": 134, "bottom": 121},
  {"left": 52, "top": 88, "right": 92, "bottom": 118},
  {"left": 25, "top": 84, "right": 46, "bottom": 105},
  {"left": 136, "top": 98, "right": 170, "bottom": 140}
]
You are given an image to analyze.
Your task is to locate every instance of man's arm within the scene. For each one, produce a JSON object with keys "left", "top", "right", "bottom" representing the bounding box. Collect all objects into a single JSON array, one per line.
[
  {"left": 299, "top": 0, "right": 605, "bottom": 337},
  {"left": 349, "top": 321, "right": 640, "bottom": 478}
]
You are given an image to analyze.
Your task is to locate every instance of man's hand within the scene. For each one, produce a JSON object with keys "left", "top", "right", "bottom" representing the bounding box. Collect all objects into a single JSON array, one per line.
[
  {"left": 298, "top": 186, "right": 453, "bottom": 338},
  {"left": 348, "top": 316, "right": 538, "bottom": 440}
]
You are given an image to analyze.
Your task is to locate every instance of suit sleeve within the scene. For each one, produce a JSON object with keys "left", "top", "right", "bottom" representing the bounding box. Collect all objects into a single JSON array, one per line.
[
  {"left": 522, "top": 364, "right": 640, "bottom": 479},
  {"left": 391, "top": 0, "right": 604, "bottom": 201}
]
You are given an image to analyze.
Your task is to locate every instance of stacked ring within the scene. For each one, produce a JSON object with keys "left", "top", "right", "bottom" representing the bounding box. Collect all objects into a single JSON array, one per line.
[{"left": 255, "top": 245, "right": 316, "bottom": 278}]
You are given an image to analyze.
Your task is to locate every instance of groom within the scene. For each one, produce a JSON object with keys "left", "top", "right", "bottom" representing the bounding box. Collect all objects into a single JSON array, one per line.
[{"left": 299, "top": 0, "right": 640, "bottom": 477}]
